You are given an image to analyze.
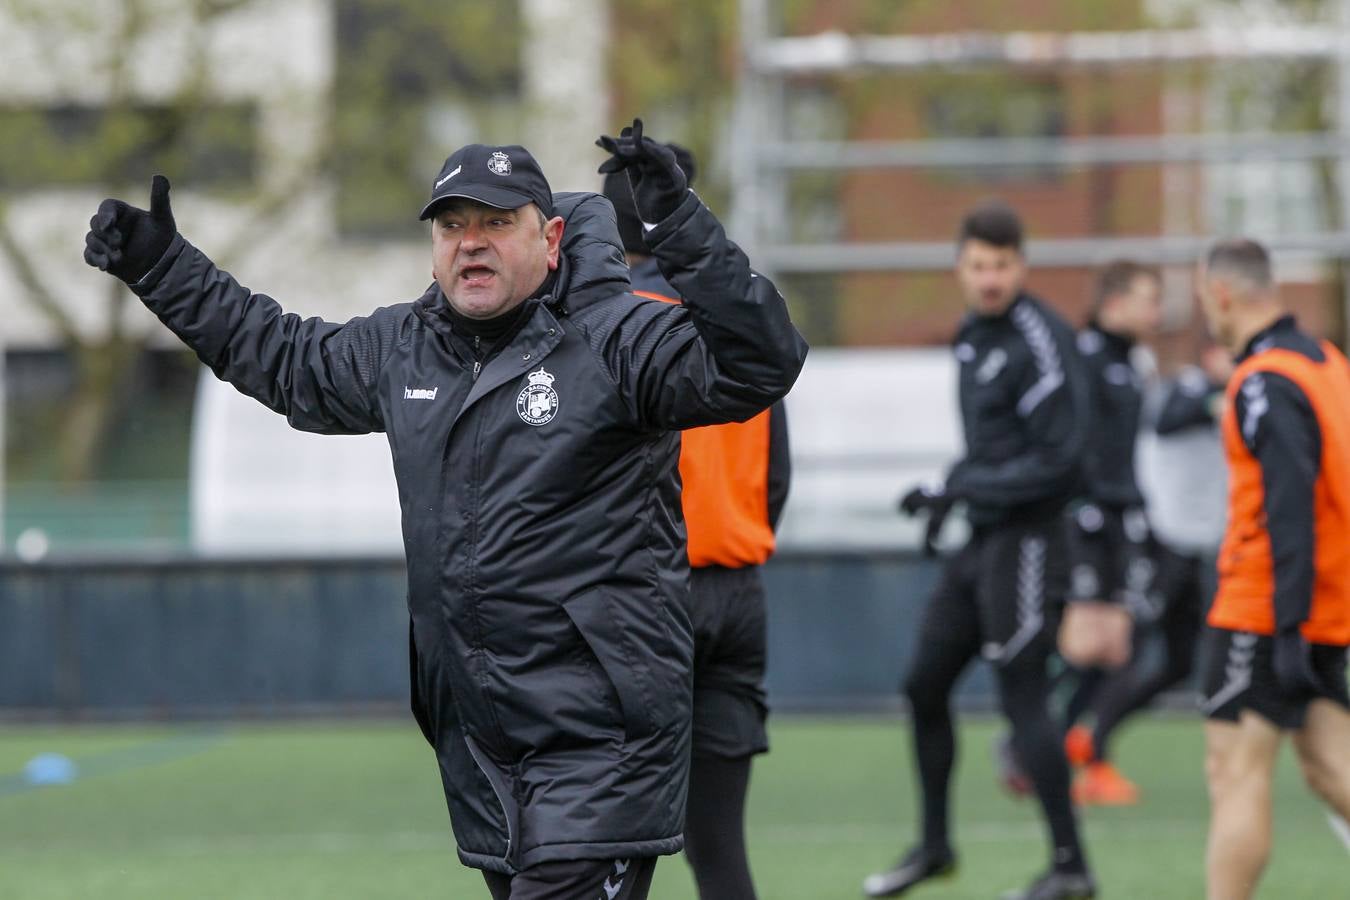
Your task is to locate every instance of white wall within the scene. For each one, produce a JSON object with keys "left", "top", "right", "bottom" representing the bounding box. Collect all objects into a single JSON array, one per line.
[
  {"left": 190, "top": 372, "right": 401, "bottom": 556},
  {"left": 190, "top": 349, "right": 965, "bottom": 556},
  {"left": 776, "top": 348, "right": 964, "bottom": 550}
]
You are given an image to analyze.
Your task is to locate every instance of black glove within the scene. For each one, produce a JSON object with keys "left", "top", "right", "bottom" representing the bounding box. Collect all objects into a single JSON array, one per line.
[
  {"left": 899, "top": 484, "right": 951, "bottom": 517},
  {"left": 595, "top": 118, "right": 688, "bottom": 225},
  {"left": 1272, "top": 627, "right": 1320, "bottom": 697},
  {"left": 84, "top": 175, "right": 176, "bottom": 284},
  {"left": 898, "top": 485, "right": 955, "bottom": 557}
]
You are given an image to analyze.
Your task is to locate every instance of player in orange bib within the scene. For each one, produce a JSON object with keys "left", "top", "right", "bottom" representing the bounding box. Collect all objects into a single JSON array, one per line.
[{"left": 1196, "top": 239, "right": 1350, "bottom": 900}]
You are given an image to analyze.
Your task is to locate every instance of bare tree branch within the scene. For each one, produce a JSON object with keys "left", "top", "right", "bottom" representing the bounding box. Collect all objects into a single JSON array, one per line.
[
  {"left": 0, "top": 204, "right": 84, "bottom": 347},
  {"left": 214, "top": 145, "right": 339, "bottom": 268},
  {"left": 198, "top": 0, "right": 256, "bottom": 21}
]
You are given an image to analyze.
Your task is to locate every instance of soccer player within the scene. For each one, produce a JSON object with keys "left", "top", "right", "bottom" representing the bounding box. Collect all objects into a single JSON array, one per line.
[
  {"left": 1063, "top": 345, "right": 1231, "bottom": 804},
  {"left": 1197, "top": 239, "right": 1350, "bottom": 900},
  {"left": 1055, "top": 261, "right": 1162, "bottom": 803},
  {"left": 82, "top": 121, "right": 807, "bottom": 900},
  {"left": 865, "top": 201, "right": 1096, "bottom": 900},
  {"left": 604, "top": 150, "right": 791, "bottom": 900}
]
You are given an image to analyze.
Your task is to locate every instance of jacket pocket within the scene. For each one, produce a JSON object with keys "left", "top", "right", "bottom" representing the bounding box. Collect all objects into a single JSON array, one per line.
[
  {"left": 562, "top": 588, "right": 669, "bottom": 741},
  {"left": 463, "top": 732, "right": 519, "bottom": 868}
]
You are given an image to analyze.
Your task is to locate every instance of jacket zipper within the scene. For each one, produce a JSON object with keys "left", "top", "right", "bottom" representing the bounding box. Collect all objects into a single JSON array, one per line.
[{"left": 472, "top": 336, "right": 482, "bottom": 381}]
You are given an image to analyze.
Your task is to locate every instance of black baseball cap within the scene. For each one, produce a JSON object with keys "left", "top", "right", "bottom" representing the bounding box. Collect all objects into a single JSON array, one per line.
[{"left": 418, "top": 144, "right": 553, "bottom": 221}]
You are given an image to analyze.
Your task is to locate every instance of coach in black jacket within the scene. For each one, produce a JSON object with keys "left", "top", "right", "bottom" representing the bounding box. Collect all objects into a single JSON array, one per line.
[{"left": 83, "top": 123, "right": 807, "bottom": 898}]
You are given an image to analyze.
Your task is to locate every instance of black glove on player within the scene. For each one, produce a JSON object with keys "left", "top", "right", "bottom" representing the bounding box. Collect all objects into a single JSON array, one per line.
[
  {"left": 84, "top": 175, "right": 176, "bottom": 284},
  {"left": 595, "top": 118, "right": 688, "bottom": 225},
  {"left": 1272, "top": 627, "right": 1321, "bottom": 697},
  {"left": 899, "top": 485, "right": 943, "bottom": 517},
  {"left": 898, "top": 485, "right": 956, "bottom": 557}
]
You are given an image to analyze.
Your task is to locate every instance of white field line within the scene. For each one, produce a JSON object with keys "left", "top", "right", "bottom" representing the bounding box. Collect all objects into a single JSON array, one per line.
[
  {"left": 1327, "top": 813, "right": 1350, "bottom": 854},
  {"left": 0, "top": 820, "right": 1205, "bottom": 858}
]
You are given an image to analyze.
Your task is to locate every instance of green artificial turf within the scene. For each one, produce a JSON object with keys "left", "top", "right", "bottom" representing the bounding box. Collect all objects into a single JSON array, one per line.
[{"left": 0, "top": 716, "right": 1341, "bottom": 898}]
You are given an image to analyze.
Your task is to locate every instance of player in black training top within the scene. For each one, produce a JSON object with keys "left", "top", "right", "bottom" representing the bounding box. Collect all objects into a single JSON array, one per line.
[
  {"left": 864, "top": 202, "right": 1096, "bottom": 900},
  {"left": 1056, "top": 262, "right": 1163, "bottom": 802},
  {"left": 1062, "top": 344, "right": 1231, "bottom": 805}
]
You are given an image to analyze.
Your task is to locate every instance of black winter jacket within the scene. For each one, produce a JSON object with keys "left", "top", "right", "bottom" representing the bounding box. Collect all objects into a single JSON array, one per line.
[
  {"left": 630, "top": 255, "right": 792, "bottom": 534},
  {"left": 945, "top": 293, "right": 1088, "bottom": 526},
  {"left": 129, "top": 190, "right": 807, "bottom": 873}
]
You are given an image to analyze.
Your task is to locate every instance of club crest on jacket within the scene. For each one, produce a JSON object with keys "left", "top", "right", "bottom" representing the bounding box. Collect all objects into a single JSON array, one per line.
[{"left": 517, "top": 368, "right": 559, "bottom": 426}]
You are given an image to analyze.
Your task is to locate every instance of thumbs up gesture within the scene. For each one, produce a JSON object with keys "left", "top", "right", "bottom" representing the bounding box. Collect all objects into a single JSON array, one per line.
[{"left": 84, "top": 174, "right": 177, "bottom": 284}]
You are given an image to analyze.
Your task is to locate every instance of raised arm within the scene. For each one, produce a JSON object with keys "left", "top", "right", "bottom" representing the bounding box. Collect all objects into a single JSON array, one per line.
[
  {"left": 594, "top": 120, "right": 808, "bottom": 429},
  {"left": 84, "top": 177, "right": 394, "bottom": 435}
]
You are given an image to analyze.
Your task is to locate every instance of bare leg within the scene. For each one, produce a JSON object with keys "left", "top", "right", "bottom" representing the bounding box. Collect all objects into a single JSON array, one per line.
[
  {"left": 1205, "top": 712, "right": 1282, "bottom": 900},
  {"left": 1293, "top": 699, "right": 1350, "bottom": 820}
]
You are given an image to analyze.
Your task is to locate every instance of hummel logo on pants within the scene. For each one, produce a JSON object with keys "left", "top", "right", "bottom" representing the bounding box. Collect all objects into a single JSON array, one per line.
[
  {"left": 602, "top": 859, "right": 630, "bottom": 899},
  {"left": 480, "top": 855, "right": 654, "bottom": 899}
]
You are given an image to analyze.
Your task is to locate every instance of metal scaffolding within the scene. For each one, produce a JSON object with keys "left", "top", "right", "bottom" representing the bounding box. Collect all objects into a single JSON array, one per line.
[{"left": 730, "top": 0, "right": 1350, "bottom": 275}]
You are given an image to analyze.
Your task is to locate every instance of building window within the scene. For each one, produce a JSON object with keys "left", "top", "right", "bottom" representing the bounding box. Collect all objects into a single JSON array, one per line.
[
  {"left": 923, "top": 77, "right": 1066, "bottom": 183},
  {"left": 1205, "top": 62, "right": 1331, "bottom": 242}
]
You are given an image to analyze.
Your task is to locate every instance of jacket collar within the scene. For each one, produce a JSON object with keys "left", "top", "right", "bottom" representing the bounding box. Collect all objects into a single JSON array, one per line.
[
  {"left": 1086, "top": 321, "right": 1135, "bottom": 357},
  {"left": 1237, "top": 314, "right": 1297, "bottom": 363},
  {"left": 957, "top": 291, "right": 1034, "bottom": 340},
  {"left": 549, "top": 191, "right": 631, "bottom": 314}
]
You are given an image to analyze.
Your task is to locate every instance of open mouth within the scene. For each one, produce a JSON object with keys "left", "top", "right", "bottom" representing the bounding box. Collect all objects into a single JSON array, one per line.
[{"left": 459, "top": 264, "right": 495, "bottom": 285}]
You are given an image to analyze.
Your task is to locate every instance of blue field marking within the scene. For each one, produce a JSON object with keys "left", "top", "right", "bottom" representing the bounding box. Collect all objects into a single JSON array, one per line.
[{"left": 0, "top": 728, "right": 224, "bottom": 798}]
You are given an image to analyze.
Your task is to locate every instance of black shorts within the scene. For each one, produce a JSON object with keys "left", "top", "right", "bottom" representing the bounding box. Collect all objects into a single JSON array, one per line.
[
  {"left": 1068, "top": 503, "right": 1154, "bottom": 612},
  {"left": 483, "top": 857, "right": 657, "bottom": 900},
  {"left": 917, "top": 512, "right": 1070, "bottom": 669},
  {"left": 1200, "top": 626, "right": 1350, "bottom": 729},
  {"left": 688, "top": 564, "right": 769, "bottom": 760}
]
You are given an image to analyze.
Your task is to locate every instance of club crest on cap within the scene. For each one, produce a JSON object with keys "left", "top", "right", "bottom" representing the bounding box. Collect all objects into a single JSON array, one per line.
[{"left": 488, "top": 151, "right": 512, "bottom": 176}]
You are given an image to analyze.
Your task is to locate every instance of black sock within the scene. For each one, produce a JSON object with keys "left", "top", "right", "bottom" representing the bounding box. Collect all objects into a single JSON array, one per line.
[
  {"left": 1061, "top": 666, "right": 1105, "bottom": 732},
  {"left": 910, "top": 698, "right": 956, "bottom": 854},
  {"left": 684, "top": 754, "right": 757, "bottom": 900},
  {"left": 998, "top": 661, "right": 1088, "bottom": 874}
]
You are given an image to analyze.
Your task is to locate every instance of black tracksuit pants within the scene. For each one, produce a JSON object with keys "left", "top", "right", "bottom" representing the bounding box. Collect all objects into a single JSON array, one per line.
[
  {"left": 901, "top": 512, "right": 1088, "bottom": 873},
  {"left": 1088, "top": 545, "right": 1208, "bottom": 758}
]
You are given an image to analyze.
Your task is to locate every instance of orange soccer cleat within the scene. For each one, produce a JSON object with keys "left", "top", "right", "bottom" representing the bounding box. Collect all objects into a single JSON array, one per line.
[
  {"left": 1073, "top": 761, "right": 1140, "bottom": 807},
  {"left": 1064, "top": 725, "right": 1096, "bottom": 768}
]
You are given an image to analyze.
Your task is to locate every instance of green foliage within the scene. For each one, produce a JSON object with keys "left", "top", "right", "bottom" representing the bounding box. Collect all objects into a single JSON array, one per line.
[
  {"left": 609, "top": 0, "right": 739, "bottom": 212},
  {"left": 0, "top": 104, "right": 256, "bottom": 191},
  {"left": 333, "top": 0, "right": 522, "bottom": 237}
]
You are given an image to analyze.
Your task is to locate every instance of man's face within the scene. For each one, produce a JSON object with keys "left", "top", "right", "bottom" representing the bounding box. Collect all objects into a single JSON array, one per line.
[
  {"left": 431, "top": 199, "right": 564, "bottom": 319},
  {"left": 956, "top": 239, "right": 1027, "bottom": 316},
  {"left": 1112, "top": 274, "right": 1163, "bottom": 339}
]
